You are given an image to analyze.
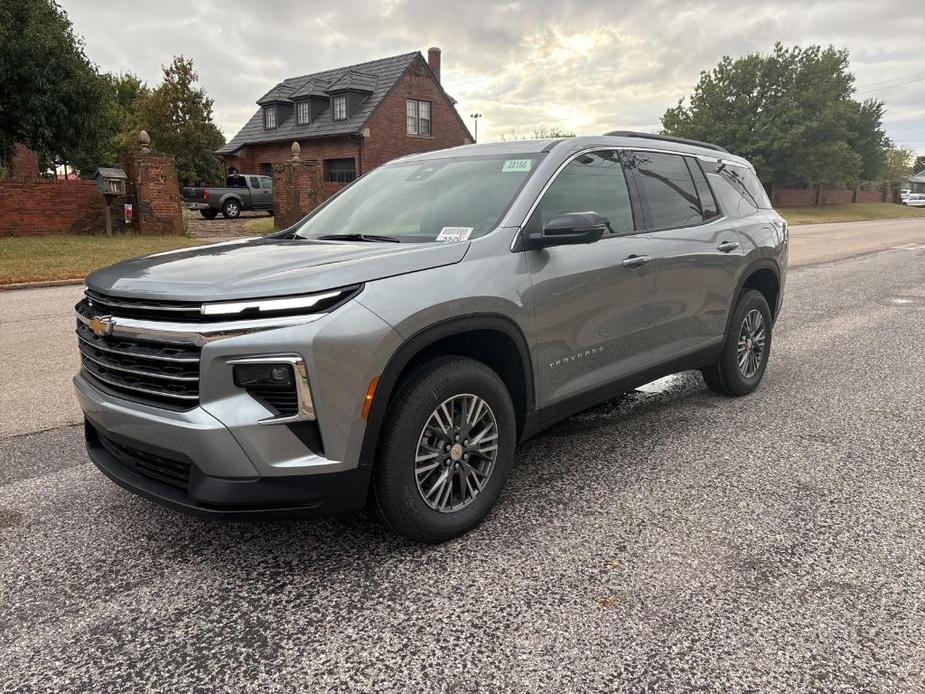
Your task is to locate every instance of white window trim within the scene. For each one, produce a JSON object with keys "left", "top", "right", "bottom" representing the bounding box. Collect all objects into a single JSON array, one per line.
[
  {"left": 406, "top": 99, "right": 432, "bottom": 137},
  {"left": 296, "top": 101, "right": 310, "bottom": 125},
  {"left": 332, "top": 95, "right": 347, "bottom": 121},
  {"left": 264, "top": 106, "right": 277, "bottom": 129}
]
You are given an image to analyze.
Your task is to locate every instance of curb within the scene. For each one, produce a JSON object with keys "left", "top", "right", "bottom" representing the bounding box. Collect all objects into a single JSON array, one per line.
[{"left": 0, "top": 278, "right": 84, "bottom": 291}]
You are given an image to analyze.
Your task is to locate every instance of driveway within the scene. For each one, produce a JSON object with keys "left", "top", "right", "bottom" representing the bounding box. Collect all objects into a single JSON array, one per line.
[{"left": 1, "top": 218, "right": 924, "bottom": 691}]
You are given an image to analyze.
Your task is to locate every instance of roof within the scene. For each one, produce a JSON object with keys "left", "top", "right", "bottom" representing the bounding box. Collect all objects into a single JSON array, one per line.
[
  {"left": 910, "top": 170, "right": 925, "bottom": 183},
  {"left": 93, "top": 167, "right": 127, "bottom": 179},
  {"left": 218, "top": 52, "right": 421, "bottom": 154}
]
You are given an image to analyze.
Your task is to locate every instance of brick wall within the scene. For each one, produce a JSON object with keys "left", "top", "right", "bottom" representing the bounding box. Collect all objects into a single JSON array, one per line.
[
  {"left": 226, "top": 137, "right": 360, "bottom": 176},
  {"left": 772, "top": 186, "right": 887, "bottom": 207},
  {"left": 0, "top": 180, "right": 106, "bottom": 236}
]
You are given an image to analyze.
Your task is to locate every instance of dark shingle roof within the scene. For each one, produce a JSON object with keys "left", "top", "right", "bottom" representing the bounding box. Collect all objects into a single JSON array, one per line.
[{"left": 218, "top": 52, "right": 418, "bottom": 154}]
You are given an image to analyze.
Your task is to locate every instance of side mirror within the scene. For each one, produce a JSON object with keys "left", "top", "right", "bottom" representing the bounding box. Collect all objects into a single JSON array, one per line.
[{"left": 527, "top": 211, "right": 607, "bottom": 249}]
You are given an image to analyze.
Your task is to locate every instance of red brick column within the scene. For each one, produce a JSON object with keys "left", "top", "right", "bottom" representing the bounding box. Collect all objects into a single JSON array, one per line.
[
  {"left": 272, "top": 143, "right": 325, "bottom": 230},
  {"left": 120, "top": 136, "right": 183, "bottom": 235}
]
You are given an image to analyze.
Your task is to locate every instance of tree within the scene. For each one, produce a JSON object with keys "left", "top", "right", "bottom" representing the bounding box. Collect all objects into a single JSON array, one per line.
[
  {"left": 882, "top": 143, "right": 915, "bottom": 185},
  {"left": 661, "top": 43, "right": 887, "bottom": 187},
  {"left": 498, "top": 125, "right": 576, "bottom": 141},
  {"left": 913, "top": 155, "right": 925, "bottom": 175},
  {"left": 123, "top": 56, "right": 225, "bottom": 184},
  {"left": 69, "top": 72, "right": 150, "bottom": 175},
  {"left": 0, "top": 0, "right": 110, "bottom": 171}
]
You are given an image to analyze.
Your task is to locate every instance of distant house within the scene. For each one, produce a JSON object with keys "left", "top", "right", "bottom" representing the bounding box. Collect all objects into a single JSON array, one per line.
[
  {"left": 908, "top": 170, "right": 925, "bottom": 194},
  {"left": 216, "top": 48, "right": 473, "bottom": 191}
]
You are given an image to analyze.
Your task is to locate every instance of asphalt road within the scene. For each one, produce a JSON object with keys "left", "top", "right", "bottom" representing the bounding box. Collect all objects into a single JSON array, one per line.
[{"left": 2, "top": 222, "right": 925, "bottom": 691}]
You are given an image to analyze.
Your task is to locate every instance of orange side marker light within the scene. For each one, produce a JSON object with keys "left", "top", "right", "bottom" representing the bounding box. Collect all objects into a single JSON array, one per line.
[{"left": 362, "top": 376, "right": 380, "bottom": 420}]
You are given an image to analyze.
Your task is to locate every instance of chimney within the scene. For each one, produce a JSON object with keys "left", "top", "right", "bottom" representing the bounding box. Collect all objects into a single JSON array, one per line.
[{"left": 428, "top": 46, "right": 441, "bottom": 83}]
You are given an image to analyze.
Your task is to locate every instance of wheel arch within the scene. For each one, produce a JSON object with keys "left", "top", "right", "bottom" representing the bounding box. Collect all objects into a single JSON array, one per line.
[
  {"left": 357, "top": 314, "right": 535, "bottom": 470},
  {"left": 728, "top": 259, "right": 781, "bottom": 336}
]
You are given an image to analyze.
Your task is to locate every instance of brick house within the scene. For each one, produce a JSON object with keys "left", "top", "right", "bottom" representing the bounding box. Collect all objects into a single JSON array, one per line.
[{"left": 216, "top": 48, "right": 473, "bottom": 191}]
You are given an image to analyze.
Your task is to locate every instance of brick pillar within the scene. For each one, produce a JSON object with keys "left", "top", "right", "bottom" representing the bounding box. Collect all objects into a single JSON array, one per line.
[
  {"left": 120, "top": 132, "right": 183, "bottom": 235},
  {"left": 272, "top": 142, "right": 325, "bottom": 230}
]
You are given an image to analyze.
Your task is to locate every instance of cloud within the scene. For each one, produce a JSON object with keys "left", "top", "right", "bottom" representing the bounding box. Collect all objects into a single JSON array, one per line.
[{"left": 62, "top": 0, "right": 924, "bottom": 153}]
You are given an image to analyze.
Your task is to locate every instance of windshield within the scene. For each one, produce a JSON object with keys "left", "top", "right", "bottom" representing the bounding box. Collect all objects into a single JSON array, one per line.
[{"left": 293, "top": 154, "right": 541, "bottom": 242}]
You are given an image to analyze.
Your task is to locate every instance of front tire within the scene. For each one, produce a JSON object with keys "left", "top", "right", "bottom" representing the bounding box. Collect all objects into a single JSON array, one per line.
[
  {"left": 221, "top": 199, "right": 241, "bottom": 219},
  {"left": 702, "top": 289, "right": 772, "bottom": 396},
  {"left": 371, "top": 356, "right": 517, "bottom": 543}
]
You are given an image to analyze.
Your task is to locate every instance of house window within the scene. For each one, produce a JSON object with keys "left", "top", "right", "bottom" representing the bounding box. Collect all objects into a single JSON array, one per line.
[
  {"left": 264, "top": 106, "right": 277, "bottom": 129},
  {"left": 406, "top": 99, "right": 432, "bottom": 136},
  {"left": 332, "top": 95, "right": 347, "bottom": 121},
  {"left": 324, "top": 158, "right": 356, "bottom": 184},
  {"left": 296, "top": 101, "right": 310, "bottom": 125}
]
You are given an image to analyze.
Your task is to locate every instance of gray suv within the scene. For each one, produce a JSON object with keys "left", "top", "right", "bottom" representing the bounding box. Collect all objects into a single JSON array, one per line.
[{"left": 74, "top": 132, "right": 787, "bottom": 542}]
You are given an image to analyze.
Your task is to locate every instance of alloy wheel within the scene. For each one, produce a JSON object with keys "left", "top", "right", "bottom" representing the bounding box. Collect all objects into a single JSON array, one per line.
[
  {"left": 737, "top": 309, "right": 766, "bottom": 378},
  {"left": 414, "top": 394, "right": 499, "bottom": 513}
]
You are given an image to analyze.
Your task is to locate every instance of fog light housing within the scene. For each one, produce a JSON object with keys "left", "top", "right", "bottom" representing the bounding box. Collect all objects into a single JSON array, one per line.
[
  {"left": 233, "top": 364, "right": 294, "bottom": 388},
  {"left": 228, "top": 355, "right": 315, "bottom": 423}
]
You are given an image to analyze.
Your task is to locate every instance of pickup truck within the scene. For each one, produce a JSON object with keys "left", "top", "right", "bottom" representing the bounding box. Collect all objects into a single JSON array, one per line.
[{"left": 182, "top": 174, "right": 274, "bottom": 219}]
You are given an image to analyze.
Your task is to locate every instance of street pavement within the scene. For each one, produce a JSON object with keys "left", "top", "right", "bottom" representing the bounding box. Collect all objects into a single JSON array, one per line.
[{"left": 1, "top": 219, "right": 924, "bottom": 691}]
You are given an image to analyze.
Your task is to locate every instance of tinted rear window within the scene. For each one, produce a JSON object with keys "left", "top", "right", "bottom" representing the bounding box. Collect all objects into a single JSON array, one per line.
[
  {"left": 633, "top": 151, "right": 704, "bottom": 229},
  {"left": 702, "top": 161, "right": 771, "bottom": 210}
]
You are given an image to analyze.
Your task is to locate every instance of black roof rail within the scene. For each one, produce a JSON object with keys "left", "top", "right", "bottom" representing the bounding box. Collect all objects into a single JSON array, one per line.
[{"left": 603, "top": 130, "right": 729, "bottom": 154}]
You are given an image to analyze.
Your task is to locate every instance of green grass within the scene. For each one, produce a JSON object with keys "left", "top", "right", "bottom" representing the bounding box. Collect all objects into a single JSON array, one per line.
[
  {"left": 781, "top": 202, "right": 925, "bottom": 225},
  {"left": 0, "top": 234, "right": 206, "bottom": 285},
  {"left": 245, "top": 217, "right": 276, "bottom": 234}
]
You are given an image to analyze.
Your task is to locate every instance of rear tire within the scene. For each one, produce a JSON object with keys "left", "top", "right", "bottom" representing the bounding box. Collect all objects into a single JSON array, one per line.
[
  {"left": 221, "top": 199, "right": 241, "bottom": 219},
  {"left": 702, "top": 289, "right": 772, "bottom": 396},
  {"left": 199, "top": 209, "right": 218, "bottom": 220},
  {"left": 371, "top": 356, "right": 516, "bottom": 543}
]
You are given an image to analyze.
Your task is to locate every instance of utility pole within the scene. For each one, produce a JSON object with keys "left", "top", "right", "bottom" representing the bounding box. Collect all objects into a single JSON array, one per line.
[{"left": 470, "top": 113, "right": 482, "bottom": 143}]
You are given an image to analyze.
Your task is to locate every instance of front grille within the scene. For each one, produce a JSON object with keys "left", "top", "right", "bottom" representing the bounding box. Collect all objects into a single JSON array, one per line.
[
  {"left": 95, "top": 428, "right": 192, "bottom": 491},
  {"left": 76, "top": 301, "right": 201, "bottom": 409}
]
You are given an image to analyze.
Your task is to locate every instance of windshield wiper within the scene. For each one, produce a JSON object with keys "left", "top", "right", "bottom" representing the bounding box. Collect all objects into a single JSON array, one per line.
[{"left": 316, "top": 233, "right": 402, "bottom": 243}]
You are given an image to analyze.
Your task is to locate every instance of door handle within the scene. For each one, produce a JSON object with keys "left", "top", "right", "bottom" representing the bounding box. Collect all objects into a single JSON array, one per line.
[
  {"left": 622, "top": 254, "right": 652, "bottom": 269},
  {"left": 717, "top": 240, "right": 740, "bottom": 253}
]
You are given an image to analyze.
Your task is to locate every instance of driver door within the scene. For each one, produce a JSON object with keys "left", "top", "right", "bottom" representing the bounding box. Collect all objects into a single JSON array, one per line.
[{"left": 523, "top": 150, "right": 656, "bottom": 419}]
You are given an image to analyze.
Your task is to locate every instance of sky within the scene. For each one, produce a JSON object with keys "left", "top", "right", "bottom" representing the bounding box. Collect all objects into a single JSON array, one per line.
[{"left": 64, "top": 0, "right": 924, "bottom": 155}]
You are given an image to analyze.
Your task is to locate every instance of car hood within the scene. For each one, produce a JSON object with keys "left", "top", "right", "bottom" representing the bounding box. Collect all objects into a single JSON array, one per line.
[{"left": 85, "top": 237, "right": 470, "bottom": 301}]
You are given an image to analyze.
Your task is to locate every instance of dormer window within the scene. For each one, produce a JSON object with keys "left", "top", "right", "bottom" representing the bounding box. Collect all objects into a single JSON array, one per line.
[
  {"left": 332, "top": 95, "right": 347, "bottom": 121},
  {"left": 296, "top": 101, "right": 310, "bottom": 125},
  {"left": 263, "top": 106, "right": 277, "bottom": 129}
]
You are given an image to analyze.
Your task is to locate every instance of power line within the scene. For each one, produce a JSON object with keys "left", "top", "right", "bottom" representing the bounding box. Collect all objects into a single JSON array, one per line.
[
  {"left": 856, "top": 75, "right": 925, "bottom": 95},
  {"left": 855, "top": 71, "right": 925, "bottom": 90}
]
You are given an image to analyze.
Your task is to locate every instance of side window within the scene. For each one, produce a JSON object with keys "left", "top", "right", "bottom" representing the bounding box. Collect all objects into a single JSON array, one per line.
[
  {"left": 249, "top": 176, "right": 261, "bottom": 189},
  {"left": 537, "top": 150, "right": 635, "bottom": 234},
  {"left": 707, "top": 173, "right": 758, "bottom": 218},
  {"left": 701, "top": 160, "right": 761, "bottom": 217},
  {"left": 685, "top": 157, "right": 720, "bottom": 221},
  {"left": 260, "top": 176, "right": 273, "bottom": 191},
  {"left": 632, "top": 151, "right": 703, "bottom": 229}
]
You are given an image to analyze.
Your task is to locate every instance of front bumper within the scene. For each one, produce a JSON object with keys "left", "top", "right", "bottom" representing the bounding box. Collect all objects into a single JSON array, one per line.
[{"left": 85, "top": 420, "right": 369, "bottom": 517}]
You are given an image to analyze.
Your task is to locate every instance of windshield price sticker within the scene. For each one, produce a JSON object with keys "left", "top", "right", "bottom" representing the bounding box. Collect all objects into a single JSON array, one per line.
[
  {"left": 436, "top": 226, "right": 473, "bottom": 242},
  {"left": 502, "top": 159, "right": 533, "bottom": 173}
]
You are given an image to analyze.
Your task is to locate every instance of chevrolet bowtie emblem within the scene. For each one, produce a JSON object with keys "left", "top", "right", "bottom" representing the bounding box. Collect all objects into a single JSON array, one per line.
[{"left": 89, "top": 315, "right": 114, "bottom": 337}]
